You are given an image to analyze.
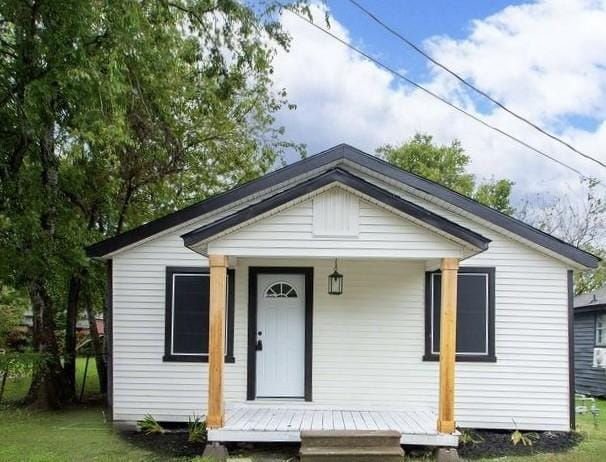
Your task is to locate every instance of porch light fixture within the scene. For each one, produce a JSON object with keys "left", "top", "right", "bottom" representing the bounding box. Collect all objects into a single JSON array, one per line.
[{"left": 328, "top": 259, "right": 343, "bottom": 295}]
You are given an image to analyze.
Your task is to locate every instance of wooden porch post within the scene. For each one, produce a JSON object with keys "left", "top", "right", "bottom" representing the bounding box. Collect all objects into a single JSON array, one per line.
[
  {"left": 438, "top": 257, "right": 459, "bottom": 433},
  {"left": 207, "top": 255, "right": 228, "bottom": 429}
]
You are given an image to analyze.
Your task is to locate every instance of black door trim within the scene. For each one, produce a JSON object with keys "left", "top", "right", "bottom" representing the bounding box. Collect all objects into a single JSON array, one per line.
[{"left": 247, "top": 267, "right": 314, "bottom": 401}]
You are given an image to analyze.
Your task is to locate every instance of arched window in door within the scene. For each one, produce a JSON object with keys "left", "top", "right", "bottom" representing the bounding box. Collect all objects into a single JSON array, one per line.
[{"left": 264, "top": 282, "right": 298, "bottom": 298}]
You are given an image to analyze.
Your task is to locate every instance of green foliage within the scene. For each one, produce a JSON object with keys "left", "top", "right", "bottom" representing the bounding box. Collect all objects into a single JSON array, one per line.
[
  {"left": 511, "top": 429, "right": 539, "bottom": 447},
  {"left": 0, "top": 352, "right": 44, "bottom": 376},
  {"left": 459, "top": 428, "right": 484, "bottom": 446},
  {"left": 188, "top": 414, "right": 207, "bottom": 444},
  {"left": 2, "top": 357, "right": 99, "bottom": 404},
  {"left": 0, "top": 352, "right": 44, "bottom": 403},
  {"left": 377, "top": 133, "right": 514, "bottom": 214},
  {"left": 0, "top": 287, "right": 28, "bottom": 349},
  {"left": 137, "top": 414, "right": 164, "bottom": 435},
  {"left": 474, "top": 179, "right": 515, "bottom": 216},
  {"left": 0, "top": 0, "right": 307, "bottom": 406}
]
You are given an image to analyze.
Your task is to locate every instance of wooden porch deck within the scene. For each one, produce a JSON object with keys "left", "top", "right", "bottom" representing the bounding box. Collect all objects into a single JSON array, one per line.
[{"left": 207, "top": 403, "right": 459, "bottom": 447}]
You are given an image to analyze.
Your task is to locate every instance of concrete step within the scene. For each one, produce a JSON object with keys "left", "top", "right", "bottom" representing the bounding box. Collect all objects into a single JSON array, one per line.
[
  {"left": 300, "top": 431, "right": 405, "bottom": 462},
  {"left": 300, "top": 430, "right": 402, "bottom": 448},
  {"left": 300, "top": 447, "right": 404, "bottom": 462}
]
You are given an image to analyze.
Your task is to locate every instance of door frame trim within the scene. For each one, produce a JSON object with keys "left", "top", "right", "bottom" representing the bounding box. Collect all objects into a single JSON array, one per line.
[{"left": 247, "top": 267, "right": 314, "bottom": 401}]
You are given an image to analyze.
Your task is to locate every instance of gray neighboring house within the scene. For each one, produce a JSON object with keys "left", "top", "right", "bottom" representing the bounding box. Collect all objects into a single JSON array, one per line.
[{"left": 574, "top": 288, "right": 606, "bottom": 396}]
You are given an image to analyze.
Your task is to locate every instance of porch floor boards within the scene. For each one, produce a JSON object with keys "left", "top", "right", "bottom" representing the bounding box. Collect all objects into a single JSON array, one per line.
[{"left": 207, "top": 404, "right": 459, "bottom": 447}]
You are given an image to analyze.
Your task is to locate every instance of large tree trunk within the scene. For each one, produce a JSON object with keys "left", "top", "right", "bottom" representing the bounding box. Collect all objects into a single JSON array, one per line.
[
  {"left": 85, "top": 298, "right": 107, "bottom": 394},
  {"left": 63, "top": 273, "right": 82, "bottom": 401},
  {"left": 26, "top": 280, "right": 70, "bottom": 409},
  {"left": 25, "top": 99, "right": 70, "bottom": 409}
]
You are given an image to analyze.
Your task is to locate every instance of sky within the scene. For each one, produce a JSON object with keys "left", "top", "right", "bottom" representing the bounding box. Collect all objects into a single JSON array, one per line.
[{"left": 270, "top": 0, "right": 606, "bottom": 201}]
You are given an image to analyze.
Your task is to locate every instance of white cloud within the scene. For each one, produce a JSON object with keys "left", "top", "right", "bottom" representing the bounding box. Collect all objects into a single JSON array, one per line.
[{"left": 272, "top": 1, "right": 606, "bottom": 199}]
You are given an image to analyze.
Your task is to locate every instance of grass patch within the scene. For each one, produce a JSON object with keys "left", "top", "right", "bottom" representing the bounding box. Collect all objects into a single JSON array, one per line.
[
  {"left": 1, "top": 356, "right": 100, "bottom": 404},
  {"left": 472, "top": 398, "right": 606, "bottom": 462},
  {"left": 1, "top": 357, "right": 604, "bottom": 462},
  {"left": 0, "top": 406, "right": 180, "bottom": 462}
]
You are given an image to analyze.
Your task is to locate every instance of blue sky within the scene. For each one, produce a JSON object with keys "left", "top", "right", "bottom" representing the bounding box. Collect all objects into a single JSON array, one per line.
[
  {"left": 271, "top": 1, "right": 606, "bottom": 196},
  {"left": 327, "top": 0, "right": 527, "bottom": 79}
]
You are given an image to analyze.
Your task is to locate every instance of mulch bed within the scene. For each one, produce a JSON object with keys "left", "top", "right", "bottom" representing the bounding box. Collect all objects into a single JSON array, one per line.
[
  {"left": 123, "top": 428, "right": 581, "bottom": 460},
  {"left": 123, "top": 431, "right": 300, "bottom": 460},
  {"left": 457, "top": 429, "right": 582, "bottom": 459},
  {"left": 124, "top": 431, "right": 206, "bottom": 458}
]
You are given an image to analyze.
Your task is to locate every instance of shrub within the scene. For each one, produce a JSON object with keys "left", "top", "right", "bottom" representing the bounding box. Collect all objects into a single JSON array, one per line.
[
  {"left": 459, "top": 429, "right": 483, "bottom": 446},
  {"left": 188, "top": 415, "right": 207, "bottom": 444},
  {"left": 137, "top": 414, "right": 164, "bottom": 435},
  {"left": 510, "top": 418, "right": 538, "bottom": 447}
]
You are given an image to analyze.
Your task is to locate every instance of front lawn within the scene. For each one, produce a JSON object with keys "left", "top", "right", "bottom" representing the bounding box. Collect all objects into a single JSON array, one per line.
[
  {"left": 471, "top": 398, "right": 606, "bottom": 462},
  {"left": 1, "top": 357, "right": 604, "bottom": 462},
  {"left": 1, "top": 356, "right": 99, "bottom": 404},
  {"left": 0, "top": 401, "right": 603, "bottom": 462}
]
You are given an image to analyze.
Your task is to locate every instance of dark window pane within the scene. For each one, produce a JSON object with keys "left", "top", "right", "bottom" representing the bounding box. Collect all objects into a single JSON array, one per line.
[
  {"left": 432, "top": 273, "right": 488, "bottom": 354},
  {"left": 173, "top": 274, "right": 210, "bottom": 354}
]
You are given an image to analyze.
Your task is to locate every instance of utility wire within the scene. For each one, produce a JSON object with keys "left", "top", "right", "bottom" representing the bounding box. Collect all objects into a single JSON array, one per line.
[
  {"left": 282, "top": 6, "right": 590, "bottom": 179},
  {"left": 346, "top": 0, "right": 606, "bottom": 171}
]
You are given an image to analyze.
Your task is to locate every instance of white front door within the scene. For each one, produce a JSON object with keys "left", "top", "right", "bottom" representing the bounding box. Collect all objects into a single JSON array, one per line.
[{"left": 256, "top": 273, "right": 306, "bottom": 398}]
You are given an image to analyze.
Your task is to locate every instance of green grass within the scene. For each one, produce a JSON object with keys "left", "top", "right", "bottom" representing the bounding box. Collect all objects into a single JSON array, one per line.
[
  {"left": 1, "top": 358, "right": 605, "bottom": 462},
  {"left": 0, "top": 406, "right": 172, "bottom": 462},
  {"left": 1, "top": 356, "right": 100, "bottom": 403},
  {"left": 473, "top": 398, "right": 606, "bottom": 462}
]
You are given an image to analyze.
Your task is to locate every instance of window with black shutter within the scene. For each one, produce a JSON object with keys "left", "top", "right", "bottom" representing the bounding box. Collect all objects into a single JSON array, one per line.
[
  {"left": 164, "top": 267, "right": 235, "bottom": 362},
  {"left": 424, "top": 267, "right": 496, "bottom": 362}
]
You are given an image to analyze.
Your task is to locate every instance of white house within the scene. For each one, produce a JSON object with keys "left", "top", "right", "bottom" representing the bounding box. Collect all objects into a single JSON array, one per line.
[{"left": 87, "top": 144, "right": 598, "bottom": 450}]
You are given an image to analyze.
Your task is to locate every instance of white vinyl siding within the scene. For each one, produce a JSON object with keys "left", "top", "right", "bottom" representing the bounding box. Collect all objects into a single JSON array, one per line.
[
  {"left": 111, "top": 167, "right": 572, "bottom": 431},
  {"left": 207, "top": 188, "right": 466, "bottom": 259}
]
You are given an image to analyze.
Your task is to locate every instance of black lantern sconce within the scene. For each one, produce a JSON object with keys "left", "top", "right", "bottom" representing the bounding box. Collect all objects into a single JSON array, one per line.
[{"left": 328, "top": 259, "right": 343, "bottom": 295}]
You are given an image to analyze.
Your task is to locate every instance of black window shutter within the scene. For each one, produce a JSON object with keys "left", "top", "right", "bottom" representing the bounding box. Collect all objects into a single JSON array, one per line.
[
  {"left": 173, "top": 274, "right": 210, "bottom": 354},
  {"left": 432, "top": 272, "right": 489, "bottom": 355}
]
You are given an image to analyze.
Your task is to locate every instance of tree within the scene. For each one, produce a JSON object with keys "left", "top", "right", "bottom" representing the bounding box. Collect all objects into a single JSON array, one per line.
[
  {"left": 0, "top": 0, "right": 303, "bottom": 408},
  {"left": 517, "top": 178, "right": 606, "bottom": 294},
  {"left": 0, "top": 287, "right": 28, "bottom": 350},
  {"left": 377, "top": 134, "right": 514, "bottom": 214}
]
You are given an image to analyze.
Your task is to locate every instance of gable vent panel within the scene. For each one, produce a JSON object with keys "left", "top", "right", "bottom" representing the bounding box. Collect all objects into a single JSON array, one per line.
[{"left": 313, "top": 189, "right": 359, "bottom": 237}]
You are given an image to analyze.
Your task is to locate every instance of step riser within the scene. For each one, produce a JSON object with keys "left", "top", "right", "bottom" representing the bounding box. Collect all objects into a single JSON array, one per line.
[
  {"left": 300, "top": 431, "right": 405, "bottom": 462},
  {"left": 301, "top": 436, "right": 401, "bottom": 448},
  {"left": 300, "top": 456, "right": 404, "bottom": 462}
]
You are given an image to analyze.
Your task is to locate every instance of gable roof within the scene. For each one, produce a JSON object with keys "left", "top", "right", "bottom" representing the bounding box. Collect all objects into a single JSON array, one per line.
[
  {"left": 181, "top": 167, "right": 490, "bottom": 252},
  {"left": 575, "top": 287, "right": 606, "bottom": 313},
  {"left": 86, "top": 144, "right": 599, "bottom": 268}
]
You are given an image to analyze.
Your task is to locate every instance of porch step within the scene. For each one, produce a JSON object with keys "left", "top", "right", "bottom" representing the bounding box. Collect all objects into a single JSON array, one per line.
[{"left": 300, "top": 431, "right": 405, "bottom": 462}]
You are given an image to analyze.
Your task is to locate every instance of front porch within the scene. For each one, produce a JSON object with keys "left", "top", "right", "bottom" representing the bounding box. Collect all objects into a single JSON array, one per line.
[
  {"left": 201, "top": 255, "right": 463, "bottom": 448},
  {"left": 182, "top": 182, "right": 492, "bottom": 451},
  {"left": 208, "top": 403, "right": 459, "bottom": 447}
]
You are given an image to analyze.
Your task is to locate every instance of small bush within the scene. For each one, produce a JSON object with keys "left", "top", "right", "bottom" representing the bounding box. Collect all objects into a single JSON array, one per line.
[
  {"left": 511, "top": 429, "right": 538, "bottom": 446},
  {"left": 459, "top": 429, "right": 483, "bottom": 446},
  {"left": 137, "top": 414, "right": 164, "bottom": 435},
  {"left": 510, "top": 418, "right": 538, "bottom": 447},
  {"left": 188, "top": 415, "right": 207, "bottom": 444}
]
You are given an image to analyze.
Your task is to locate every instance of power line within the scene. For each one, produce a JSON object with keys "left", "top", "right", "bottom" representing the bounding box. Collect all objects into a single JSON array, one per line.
[
  {"left": 282, "top": 6, "right": 591, "bottom": 180},
  {"left": 345, "top": 0, "right": 606, "bottom": 171}
]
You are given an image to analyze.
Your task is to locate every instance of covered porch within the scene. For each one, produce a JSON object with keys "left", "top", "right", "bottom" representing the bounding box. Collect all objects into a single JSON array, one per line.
[
  {"left": 208, "top": 402, "right": 459, "bottom": 447},
  {"left": 180, "top": 180, "right": 492, "bottom": 448},
  {"left": 201, "top": 255, "right": 463, "bottom": 447}
]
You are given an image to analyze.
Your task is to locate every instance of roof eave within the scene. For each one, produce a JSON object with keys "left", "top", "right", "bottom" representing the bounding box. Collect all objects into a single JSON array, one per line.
[{"left": 181, "top": 167, "right": 491, "bottom": 253}]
